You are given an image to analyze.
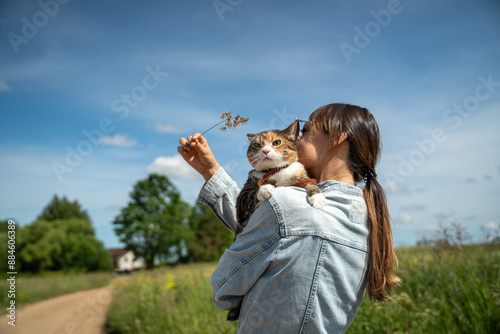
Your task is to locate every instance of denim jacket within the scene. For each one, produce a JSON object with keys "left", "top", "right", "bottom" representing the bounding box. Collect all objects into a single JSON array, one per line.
[{"left": 198, "top": 168, "right": 369, "bottom": 334}]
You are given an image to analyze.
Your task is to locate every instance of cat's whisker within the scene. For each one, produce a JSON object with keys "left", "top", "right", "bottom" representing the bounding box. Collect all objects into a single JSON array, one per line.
[{"left": 249, "top": 156, "right": 259, "bottom": 164}]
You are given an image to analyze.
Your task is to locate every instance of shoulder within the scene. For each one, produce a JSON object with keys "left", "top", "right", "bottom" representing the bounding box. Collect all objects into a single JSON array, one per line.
[
  {"left": 249, "top": 184, "right": 369, "bottom": 250},
  {"left": 269, "top": 182, "right": 367, "bottom": 227},
  {"left": 271, "top": 185, "right": 309, "bottom": 205},
  {"left": 243, "top": 187, "right": 304, "bottom": 231},
  {"left": 261, "top": 186, "right": 316, "bottom": 226}
]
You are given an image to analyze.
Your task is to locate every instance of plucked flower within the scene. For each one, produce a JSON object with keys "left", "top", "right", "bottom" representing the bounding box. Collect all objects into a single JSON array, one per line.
[{"left": 201, "top": 111, "right": 249, "bottom": 136}]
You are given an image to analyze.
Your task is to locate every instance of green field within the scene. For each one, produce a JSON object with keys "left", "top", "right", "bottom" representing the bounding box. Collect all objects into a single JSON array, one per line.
[
  {"left": 107, "top": 244, "right": 500, "bottom": 334},
  {"left": 1, "top": 244, "right": 497, "bottom": 332},
  {"left": 106, "top": 263, "right": 238, "bottom": 334},
  {"left": 347, "top": 244, "right": 500, "bottom": 333}
]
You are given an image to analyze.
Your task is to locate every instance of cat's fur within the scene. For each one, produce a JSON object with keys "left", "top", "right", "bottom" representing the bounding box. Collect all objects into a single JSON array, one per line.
[{"left": 227, "top": 121, "right": 326, "bottom": 321}]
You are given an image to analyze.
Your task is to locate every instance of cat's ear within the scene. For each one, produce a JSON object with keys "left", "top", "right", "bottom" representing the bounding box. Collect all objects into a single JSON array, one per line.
[
  {"left": 282, "top": 121, "right": 298, "bottom": 140},
  {"left": 247, "top": 133, "right": 257, "bottom": 141}
]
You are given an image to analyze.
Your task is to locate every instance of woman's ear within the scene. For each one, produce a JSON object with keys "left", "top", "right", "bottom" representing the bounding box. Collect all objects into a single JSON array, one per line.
[{"left": 331, "top": 132, "right": 349, "bottom": 148}]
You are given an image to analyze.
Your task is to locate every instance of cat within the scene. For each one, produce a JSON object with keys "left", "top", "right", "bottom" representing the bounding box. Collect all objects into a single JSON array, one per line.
[{"left": 227, "top": 121, "right": 326, "bottom": 321}]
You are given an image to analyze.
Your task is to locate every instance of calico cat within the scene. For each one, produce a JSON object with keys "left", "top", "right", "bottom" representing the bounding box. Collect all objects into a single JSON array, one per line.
[
  {"left": 235, "top": 121, "right": 326, "bottom": 235},
  {"left": 235, "top": 121, "right": 326, "bottom": 234},
  {"left": 227, "top": 121, "right": 326, "bottom": 320}
]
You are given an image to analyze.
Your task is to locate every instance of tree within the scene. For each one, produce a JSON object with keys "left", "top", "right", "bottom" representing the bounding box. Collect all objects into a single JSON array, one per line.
[
  {"left": 188, "top": 202, "right": 234, "bottom": 262},
  {"left": 38, "top": 195, "right": 91, "bottom": 222},
  {"left": 0, "top": 219, "right": 13, "bottom": 273},
  {"left": 12, "top": 195, "right": 111, "bottom": 273},
  {"left": 113, "top": 174, "right": 194, "bottom": 269},
  {"left": 17, "top": 218, "right": 112, "bottom": 273}
]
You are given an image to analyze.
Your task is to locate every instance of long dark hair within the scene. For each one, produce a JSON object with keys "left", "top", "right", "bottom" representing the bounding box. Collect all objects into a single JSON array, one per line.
[{"left": 309, "top": 103, "right": 399, "bottom": 301}]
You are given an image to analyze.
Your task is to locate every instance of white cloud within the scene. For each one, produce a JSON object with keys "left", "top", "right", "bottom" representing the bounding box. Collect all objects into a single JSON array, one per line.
[
  {"left": 154, "top": 123, "right": 188, "bottom": 134},
  {"left": 99, "top": 134, "right": 137, "bottom": 148},
  {"left": 394, "top": 213, "right": 420, "bottom": 225},
  {"left": 399, "top": 204, "right": 426, "bottom": 211},
  {"left": 0, "top": 80, "right": 11, "bottom": 92},
  {"left": 435, "top": 210, "right": 454, "bottom": 219},
  {"left": 105, "top": 204, "right": 123, "bottom": 212},
  {"left": 146, "top": 155, "right": 197, "bottom": 179},
  {"left": 483, "top": 221, "right": 499, "bottom": 231},
  {"left": 383, "top": 180, "right": 408, "bottom": 194}
]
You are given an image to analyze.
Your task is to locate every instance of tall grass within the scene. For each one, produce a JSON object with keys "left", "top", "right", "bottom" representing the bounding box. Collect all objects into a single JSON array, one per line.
[
  {"left": 106, "top": 263, "right": 238, "bottom": 334},
  {"left": 348, "top": 244, "right": 500, "bottom": 333},
  {"left": 107, "top": 244, "right": 499, "bottom": 334},
  {"left": 0, "top": 271, "right": 114, "bottom": 313}
]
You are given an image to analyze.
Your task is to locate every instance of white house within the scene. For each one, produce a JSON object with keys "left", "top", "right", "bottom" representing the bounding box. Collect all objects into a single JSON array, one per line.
[{"left": 108, "top": 248, "right": 144, "bottom": 272}]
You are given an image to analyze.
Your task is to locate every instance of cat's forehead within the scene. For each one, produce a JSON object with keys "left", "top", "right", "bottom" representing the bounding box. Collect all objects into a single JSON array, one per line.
[{"left": 252, "top": 130, "right": 281, "bottom": 142}]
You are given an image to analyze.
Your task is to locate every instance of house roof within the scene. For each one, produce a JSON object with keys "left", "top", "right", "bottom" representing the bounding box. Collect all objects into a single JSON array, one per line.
[{"left": 108, "top": 248, "right": 129, "bottom": 257}]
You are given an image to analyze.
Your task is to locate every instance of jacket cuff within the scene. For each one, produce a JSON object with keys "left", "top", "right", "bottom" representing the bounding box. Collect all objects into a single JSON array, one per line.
[{"left": 198, "top": 167, "right": 234, "bottom": 205}]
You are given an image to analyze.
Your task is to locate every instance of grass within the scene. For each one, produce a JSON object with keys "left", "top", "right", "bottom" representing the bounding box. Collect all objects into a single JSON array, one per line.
[
  {"left": 106, "top": 263, "right": 238, "bottom": 334},
  {"left": 347, "top": 244, "right": 500, "bottom": 333},
  {"left": 0, "top": 270, "right": 114, "bottom": 313},
  {"left": 4, "top": 243, "right": 496, "bottom": 332},
  {"left": 107, "top": 244, "right": 500, "bottom": 334}
]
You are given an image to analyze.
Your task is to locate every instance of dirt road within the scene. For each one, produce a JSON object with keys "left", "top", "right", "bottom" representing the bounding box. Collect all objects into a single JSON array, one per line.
[{"left": 0, "top": 286, "right": 113, "bottom": 334}]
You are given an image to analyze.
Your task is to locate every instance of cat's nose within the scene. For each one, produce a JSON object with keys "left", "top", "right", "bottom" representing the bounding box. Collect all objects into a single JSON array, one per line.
[{"left": 262, "top": 148, "right": 271, "bottom": 155}]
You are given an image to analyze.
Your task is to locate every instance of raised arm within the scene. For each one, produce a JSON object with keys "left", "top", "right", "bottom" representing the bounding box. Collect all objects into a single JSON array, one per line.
[
  {"left": 178, "top": 133, "right": 239, "bottom": 231},
  {"left": 177, "top": 133, "right": 221, "bottom": 182}
]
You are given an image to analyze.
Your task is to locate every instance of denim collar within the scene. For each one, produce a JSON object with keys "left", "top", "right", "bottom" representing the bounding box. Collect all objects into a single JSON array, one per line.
[{"left": 318, "top": 180, "right": 363, "bottom": 196}]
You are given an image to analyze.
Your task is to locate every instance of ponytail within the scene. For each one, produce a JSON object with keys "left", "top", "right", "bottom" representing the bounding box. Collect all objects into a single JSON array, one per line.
[
  {"left": 309, "top": 103, "right": 400, "bottom": 301},
  {"left": 363, "top": 174, "right": 400, "bottom": 301}
]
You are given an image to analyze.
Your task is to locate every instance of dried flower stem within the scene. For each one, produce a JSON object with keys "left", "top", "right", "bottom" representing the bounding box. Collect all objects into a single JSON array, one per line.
[
  {"left": 200, "top": 120, "right": 226, "bottom": 137},
  {"left": 199, "top": 111, "right": 249, "bottom": 137}
]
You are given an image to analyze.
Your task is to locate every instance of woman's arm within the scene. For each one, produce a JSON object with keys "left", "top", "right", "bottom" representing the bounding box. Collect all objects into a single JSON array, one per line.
[
  {"left": 177, "top": 133, "right": 221, "bottom": 182},
  {"left": 178, "top": 133, "right": 239, "bottom": 231},
  {"left": 179, "top": 133, "right": 278, "bottom": 307},
  {"left": 210, "top": 200, "right": 280, "bottom": 310},
  {"left": 198, "top": 168, "right": 240, "bottom": 232}
]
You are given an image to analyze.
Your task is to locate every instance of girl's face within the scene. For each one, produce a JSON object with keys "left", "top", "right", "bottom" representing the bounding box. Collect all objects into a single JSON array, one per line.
[{"left": 296, "top": 122, "right": 331, "bottom": 175}]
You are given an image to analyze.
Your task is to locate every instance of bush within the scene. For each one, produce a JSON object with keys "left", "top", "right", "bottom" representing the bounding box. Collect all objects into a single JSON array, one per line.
[{"left": 17, "top": 218, "right": 112, "bottom": 273}]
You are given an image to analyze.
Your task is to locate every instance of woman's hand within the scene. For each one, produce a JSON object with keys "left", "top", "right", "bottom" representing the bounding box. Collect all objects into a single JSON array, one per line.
[{"left": 177, "top": 134, "right": 221, "bottom": 182}]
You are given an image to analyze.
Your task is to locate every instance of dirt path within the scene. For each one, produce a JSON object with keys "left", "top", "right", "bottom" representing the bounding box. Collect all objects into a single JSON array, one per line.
[{"left": 0, "top": 286, "right": 113, "bottom": 334}]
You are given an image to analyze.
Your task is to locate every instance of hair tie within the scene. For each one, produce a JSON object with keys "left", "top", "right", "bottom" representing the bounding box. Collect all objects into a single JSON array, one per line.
[{"left": 365, "top": 168, "right": 377, "bottom": 180}]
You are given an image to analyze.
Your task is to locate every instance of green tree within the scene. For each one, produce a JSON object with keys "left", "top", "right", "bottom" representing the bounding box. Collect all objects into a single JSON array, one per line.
[
  {"left": 188, "top": 202, "right": 234, "bottom": 262},
  {"left": 0, "top": 219, "right": 13, "bottom": 273},
  {"left": 38, "top": 195, "right": 91, "bottom": 222},
  {"left": 13, "top": 196, "right": 111, "bottom": 273},
  {"left": 17, "top": 218, "right": 111, "bottom": 273},
  {"left": 113, "top": 174, "right": 194, "bottom": 269}
]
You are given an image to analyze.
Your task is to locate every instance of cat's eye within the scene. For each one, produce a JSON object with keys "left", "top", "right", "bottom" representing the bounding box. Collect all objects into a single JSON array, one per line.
[
  {"left": 272, "top": 140, "right": 281, "bottom": 146},
  {"left": 252, "top": 143, "right": 262, "bottom": 149}
]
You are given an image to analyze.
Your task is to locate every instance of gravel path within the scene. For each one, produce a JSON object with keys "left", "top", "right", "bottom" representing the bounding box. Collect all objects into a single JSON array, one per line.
[{"left": 0, "top": 286, "right": 112, "bottom": 334}]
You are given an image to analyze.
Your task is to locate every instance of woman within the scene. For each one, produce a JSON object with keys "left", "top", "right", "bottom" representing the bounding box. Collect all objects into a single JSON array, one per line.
[{"left": 178, "top": 103, "right": 399, "bottom": 333}]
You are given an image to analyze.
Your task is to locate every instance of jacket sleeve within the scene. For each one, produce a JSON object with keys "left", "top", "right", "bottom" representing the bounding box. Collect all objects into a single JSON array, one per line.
[
  {"left": 209, "top": 200, "right": 280, "bottom": 310},
  {"left": 198, "top": 167, "right": 241, "bottom": 233}
]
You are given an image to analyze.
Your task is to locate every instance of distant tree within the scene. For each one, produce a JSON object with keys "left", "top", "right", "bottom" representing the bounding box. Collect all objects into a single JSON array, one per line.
[
  {"left": 188, "top": 202, "right": 233, "bottom": 262},
  {"left": 113, "top": 174, "right": 194, "bottom": 269},
  {"left": 0, "top": 219, "right": 9, "bottom": 231},
  {"left": 38, "top": 195, "right": 91, "bottom": 222},
  {"left": 0, "top": 219, "right": 13, "bottom": 273},
  {"left": 17, "top": 218, "right": 111, "bottom": 273}
]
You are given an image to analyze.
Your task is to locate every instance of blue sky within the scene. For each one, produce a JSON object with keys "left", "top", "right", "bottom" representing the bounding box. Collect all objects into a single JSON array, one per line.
[{"left": 1, "top": 0, "right": 499, "bottom": 248}]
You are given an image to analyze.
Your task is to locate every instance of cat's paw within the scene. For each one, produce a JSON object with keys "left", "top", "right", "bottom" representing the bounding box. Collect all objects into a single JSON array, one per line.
[
  {"left": 308, "top": 193, "right": 326, "bottom": 209},
  {"left": 257, "top": 184, "right": 275, "bottom": 201}
]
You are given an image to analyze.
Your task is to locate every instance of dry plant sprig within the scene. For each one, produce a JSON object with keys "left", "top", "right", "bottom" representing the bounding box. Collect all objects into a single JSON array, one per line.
[{"left": 200, "top": 111, "right": 249, "bottom": 136}]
